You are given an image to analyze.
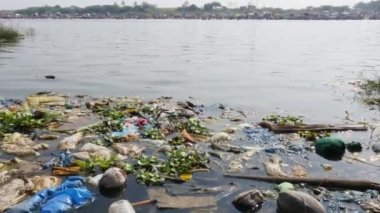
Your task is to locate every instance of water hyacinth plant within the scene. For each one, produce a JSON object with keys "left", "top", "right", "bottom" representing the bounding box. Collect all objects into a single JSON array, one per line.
[
  {"left": 298, "top": 131, "right": 331, "bottom": 141},
  {"left": 185, "top": 118, "right": 209, "bottom": 135},
  {"left": 117, "top": 147, "right": 208, "bottom": 185},
  {"left": 262, "top": 114, "right": 304, "bottom": 126},
  {"left": 76, "top": 155, "right": 119, "bottom": 173},
  {"left": 168, "top": 136, "right": 185, "bottom": 146},
  {"left": 86, "top": 119, "right": 124, "bottom": 134},
  {"left": 160, "top": 148, "right": 208, "bottom": 177},
  {"left": 0, "top": 110, "right": 61, "bottom": 136},
  {"left": 133, "top": 155, "right": 162, "bottom": 185},
  {"left": 143, "top": 128, "right": 164, "bottom": 140}
]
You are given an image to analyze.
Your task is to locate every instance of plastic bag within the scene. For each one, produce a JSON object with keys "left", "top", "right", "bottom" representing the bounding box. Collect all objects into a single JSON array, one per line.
[{"left": 6, "top": 176, "right": 93, "bottom": 213}]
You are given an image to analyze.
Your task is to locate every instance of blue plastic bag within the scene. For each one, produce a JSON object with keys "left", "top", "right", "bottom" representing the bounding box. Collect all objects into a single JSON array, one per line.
[
  {"left": 6, "top": 176, "right": 93, "bottom": 213},
  {"left": 5, "top": 189, "right": 49, "bottom": 213},
  {"left": 41, "top": 188, "right": 93, "bottom": 213}
]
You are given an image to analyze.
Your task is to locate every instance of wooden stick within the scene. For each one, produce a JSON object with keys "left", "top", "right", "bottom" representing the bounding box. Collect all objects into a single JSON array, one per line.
[
  {"left": 259, "top": 121, "right": 368, "bottom": 133},
  {"left": 344, "top": 155, "right": 380, "bottom": 168},
  {"left": 132, "top": 199, "right": 157, "bottom": 208},
  {"left": 224, "top": 174, "right": 380, "bottom": 191}
]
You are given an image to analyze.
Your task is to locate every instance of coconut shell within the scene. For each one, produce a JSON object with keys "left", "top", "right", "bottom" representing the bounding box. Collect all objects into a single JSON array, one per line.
[{"left": 99, "top": 167, "right": 127, "bottom": 198}]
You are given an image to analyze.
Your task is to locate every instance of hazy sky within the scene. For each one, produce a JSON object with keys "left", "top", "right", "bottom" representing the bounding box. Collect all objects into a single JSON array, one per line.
[{"left": 0, "top": 0, "right": 372, "bottom": 10}]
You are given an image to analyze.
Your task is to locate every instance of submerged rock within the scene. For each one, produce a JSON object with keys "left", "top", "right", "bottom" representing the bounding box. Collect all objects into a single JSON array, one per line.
[
  {"left": 108, "top": 200, "right": 135, "bottom": 213},
  {"left": 277, "top": 191, "right": 325, "bottom": 213},
  {"left": 99, "top": 167, "right": 127, "bottom": 198},
  {"left": 346, "top": 142, "right": 362, "bottom": 153},
  {"left": 232, "top": 189, "right": 264, "bottom": 212},
  {"left": 315, "top": 137, "right": 346, "bottom": 161},
  {"left": 372, "top": 143, "right": 380, "bottom": 153},
  {"left": 45, "top": 75, "right": 55, "bottom": 79}
]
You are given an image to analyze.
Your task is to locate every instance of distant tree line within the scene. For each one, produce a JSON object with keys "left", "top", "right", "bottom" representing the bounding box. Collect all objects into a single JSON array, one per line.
[
  {"left": 15, "top": 1, "right": 380, "bottom": 14},
  {"left": 354, "top": 0, "right": 380, "bottom": 12},
  {"left": 15, "top": 3, "right": 159, "bottom": 15},
  {"left": 7, "top": 0, "right": 380, "bottom": 19}
]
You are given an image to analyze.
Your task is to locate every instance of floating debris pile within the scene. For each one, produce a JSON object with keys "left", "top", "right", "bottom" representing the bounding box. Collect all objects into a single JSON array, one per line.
[{"left": 0, "top": 93, "right": 379, "bottom": 212}]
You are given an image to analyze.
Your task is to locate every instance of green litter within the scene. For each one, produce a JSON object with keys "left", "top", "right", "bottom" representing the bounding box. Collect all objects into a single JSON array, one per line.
[{"left": 315, "top": 137, "right": 346, "bottom": 161}]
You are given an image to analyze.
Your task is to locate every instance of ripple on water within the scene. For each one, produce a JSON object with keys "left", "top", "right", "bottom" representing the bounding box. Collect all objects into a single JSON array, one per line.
[{"left": 0, "top": 20, "right": 380, "bottom": 119}]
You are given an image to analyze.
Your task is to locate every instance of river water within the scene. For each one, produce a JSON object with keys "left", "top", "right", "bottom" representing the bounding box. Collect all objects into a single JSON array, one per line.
[
  {"left": 1, "top": 20, "right": 380, "bottom": 212},
  {"left": 1, "top": 19, "right": 380, "bottom": 122}
]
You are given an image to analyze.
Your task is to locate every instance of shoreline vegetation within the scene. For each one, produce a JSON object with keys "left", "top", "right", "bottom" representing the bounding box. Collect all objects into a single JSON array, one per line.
[
  {"left": 0, "top": 24, "right": 22, "bottom": 43},
  {"left": 360, "top": 77, "right": 380, "bottom": 107},
  {"left": 0, "top": 1, "right": 379, "bottom": 20}
]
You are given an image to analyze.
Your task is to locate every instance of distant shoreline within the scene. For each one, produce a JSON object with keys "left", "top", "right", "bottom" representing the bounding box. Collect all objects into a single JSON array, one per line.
[
  {"left": 1, "top": 17, "right": 379, "bottom": 20},
  {"left": 1, "top": 1, "right": 380, "bottom": 21}
]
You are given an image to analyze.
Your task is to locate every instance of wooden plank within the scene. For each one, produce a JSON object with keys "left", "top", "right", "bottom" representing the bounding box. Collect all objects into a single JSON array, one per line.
[
  {"left": 259, "top": 121, "right": 368, "bottom": 133},
  {"left": 225, "top": 174, "right": 380, "bottom": 191}
]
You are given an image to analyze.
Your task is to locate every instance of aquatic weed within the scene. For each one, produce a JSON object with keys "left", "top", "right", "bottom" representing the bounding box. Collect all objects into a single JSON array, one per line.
[
  {"left": 86, "top": 119, "right": 124, "bottom": 134},
  {"left": 76, "top": 155, "right": 118, "bottom": 173},
  {"left": 360, "top": 78, "right": 380, "bottom": 96},
  {"left": 0, "top": 110, "right": 61, "bottom": 136},
  {"left": 262, "top": 114, "right": 304, "bottom": 125},
  {"left": 160, "top": 148, "right": 208, "bottom": 177},
  {"left": 0, "top": 24, "right": 22, "bottom": 43},
  {"left": 168, "top": 136, "right": 185, "bottom": 146},
  {"left": 143, "top": 128, "right": 164, "bottom": 140},
  {"left": 91, "top": 134, "right": 126, "bottom": 147},
  {"left": 135, "top": 170, "right": 163, "bottom": 185},
  {"left": 298, "top": 131, "right": 331, "bottom": 141},
  {"left": 123, "top": 147, "right": 208, "bottom": 185},
  {"left": 359, "top": 78, "right": 380, "bottom": 106},
  {"left": 185, "top": 118, "right": 209, "bottom": 135},
  {"left": 133, "top": 155, "right": 163, "bottom": 185}
]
